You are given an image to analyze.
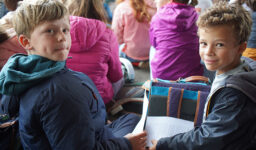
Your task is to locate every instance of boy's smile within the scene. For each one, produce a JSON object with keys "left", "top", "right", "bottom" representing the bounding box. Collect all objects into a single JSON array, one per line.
[
  {"left": 20, "top": 15, "right": 71, "bottom": 61},
  {"left": 198, "top": 25, "right": 246, "bottom": 75}
]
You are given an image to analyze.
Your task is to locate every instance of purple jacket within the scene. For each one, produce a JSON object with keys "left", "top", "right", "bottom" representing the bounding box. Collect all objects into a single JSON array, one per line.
[
  {"left": 150, "top": 3, "right": 203, "bottom": 80},
  {"left": 67, "top": 16, "right": 123, "bottom": 104}
]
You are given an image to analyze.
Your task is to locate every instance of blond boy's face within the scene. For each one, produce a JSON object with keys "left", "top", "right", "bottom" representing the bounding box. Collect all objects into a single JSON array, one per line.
[
  {"left": 199, "top": 25, "right": 246, "bottom": 75},
  {"left": 20, "top": 15, "right": 71, "bottom": 61}
]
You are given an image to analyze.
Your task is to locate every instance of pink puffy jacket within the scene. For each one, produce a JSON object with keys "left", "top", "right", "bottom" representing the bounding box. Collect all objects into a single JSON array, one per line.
[
  {"left": 67, "top": 16, "right": 123, "bottom": 104},
  {"left": 112, "top": 0, "right": 156, "bottom": 61}
]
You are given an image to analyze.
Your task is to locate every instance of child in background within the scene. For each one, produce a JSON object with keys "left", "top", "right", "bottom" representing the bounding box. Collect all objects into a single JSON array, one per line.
[
  {"left": 243, "top": 0, "right": 256, "bottom": 60},
  {"left": 149, "top": 2, "right": 256, "bottom": 149},
  {"left": 0, "top": 0, "right": 26, "bottom": 70},
  {"left": 112, "top": 0, "right": 156, "bottom": 68},
  {"left": 0, "top": 0, "right": 147, "bottom": 149},
  {"left": 62, "top": 0, "right": 124, "bottom": 106},
  {"left": 63, "top": 0, "right": 109, "bottom": 24},
  {"left": 149, "top": 0, "right": 203, "bottom": 80}
]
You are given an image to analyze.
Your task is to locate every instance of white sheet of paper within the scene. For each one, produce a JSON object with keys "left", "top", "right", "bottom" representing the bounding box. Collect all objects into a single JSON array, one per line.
[
  {"left": 145, "top": 116, "right": 194, "bottom": 147},
  {"left": 132, "top": 90, "right": 148, "bottom": 134}
]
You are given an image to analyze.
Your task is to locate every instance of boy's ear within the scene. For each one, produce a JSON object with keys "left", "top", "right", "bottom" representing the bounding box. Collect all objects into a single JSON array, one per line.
[
  {"left": 238, "top": 42, "right": 247, "bottom": 54},
  {"left": 18, "top": 35, "right": 33, "bottom": 50}
]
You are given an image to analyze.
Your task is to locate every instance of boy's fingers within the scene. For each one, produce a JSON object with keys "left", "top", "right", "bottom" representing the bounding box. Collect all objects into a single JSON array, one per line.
[
  {"left": 138, "top": 131, "right": 147, "bottom": 137},
  {"left": 151, "top": 140, "right": 157, "bottom": 145},
  {"left": 138, "top": 136, "right": 147, "bottom": 144}
]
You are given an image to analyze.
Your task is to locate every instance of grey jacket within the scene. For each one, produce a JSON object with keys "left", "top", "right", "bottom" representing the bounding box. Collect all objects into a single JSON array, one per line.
[{"left": 156, "top": 57, "right": 256, "bottom": 150}]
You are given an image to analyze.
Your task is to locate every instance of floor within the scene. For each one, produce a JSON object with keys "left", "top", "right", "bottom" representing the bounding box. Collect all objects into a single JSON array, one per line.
[{"left": 133, "top": 67, "right": 150, "bottom": 83}]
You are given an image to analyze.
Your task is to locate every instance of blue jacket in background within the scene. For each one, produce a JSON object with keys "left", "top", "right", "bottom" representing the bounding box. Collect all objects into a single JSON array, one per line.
[
  {"left": 247, "top": 12, "right": 256, "bottom": 48},
  {"left": 0, "top": 2, "right": 8, "bottom": 18}
]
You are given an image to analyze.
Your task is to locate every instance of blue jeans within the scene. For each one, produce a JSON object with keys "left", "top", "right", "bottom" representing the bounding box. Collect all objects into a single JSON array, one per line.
[
  {"left": 107, "top": 113, "right": 140, "bottom": 137},
  {"left": 119, "top": 44, "right": 148, "bottom": 63}
]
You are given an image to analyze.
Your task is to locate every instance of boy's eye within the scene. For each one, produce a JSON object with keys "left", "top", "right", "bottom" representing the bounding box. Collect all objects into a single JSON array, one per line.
[
  {"left": 216, "top": 43, "right": 224, "bottom": 47},
  {"left": 199, "top": 42, "right": 207, "bottom": 47},
  {"left": 63, "top": 28, "right": 69, "bottom": 33},
  {"left": 46, "top": 29, "right": 54, "bottom": 34}
]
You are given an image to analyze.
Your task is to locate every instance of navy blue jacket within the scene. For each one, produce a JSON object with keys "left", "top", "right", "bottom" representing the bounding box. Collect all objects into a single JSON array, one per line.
[{"left": 1, "top": 68, "right": 131, "bottom": 150}]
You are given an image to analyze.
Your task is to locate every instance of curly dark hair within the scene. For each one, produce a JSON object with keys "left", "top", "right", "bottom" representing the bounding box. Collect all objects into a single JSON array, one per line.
[{"left": 197, "top": 1, "right": 252, "bottom": 44}]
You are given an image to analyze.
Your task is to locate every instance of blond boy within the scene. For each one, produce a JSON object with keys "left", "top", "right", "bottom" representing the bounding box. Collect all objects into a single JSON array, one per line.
[
  {"left": 150, "top": 2, "right": 256, "bottom": 150},
  {"left": 0, "top": 0, "right": 147, "bottom": 149}
]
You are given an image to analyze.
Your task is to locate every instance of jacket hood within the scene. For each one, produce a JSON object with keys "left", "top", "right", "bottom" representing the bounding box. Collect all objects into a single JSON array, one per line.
[
  {"left": 69, "top": 16, "right": 107, "bottom": 52},
  {"left": 157, "top": 3, "right": 198, "bottom": 31},
  {"left": 0, "top": 54, "right": 65, "bottom": 95},
  {"left": 225, "top": 57, "right": 256, "bottom": 103}
]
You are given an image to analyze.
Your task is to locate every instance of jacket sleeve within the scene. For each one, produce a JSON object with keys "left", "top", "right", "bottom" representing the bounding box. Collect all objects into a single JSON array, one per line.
[
  {"left": 38, "top": 84, "right": 130, "bottom": 150},
  {"left": 107, "top": 30, "right": 123, "bottom": 83},
  {"left": 156, "top": 88, "right": 253, "bottom": 150},
  {"left": 149, "top": 20, "right": 156, "bottom": 48},
  {"left": 111, "top": 4, "right": 125, "bottom": 44}
]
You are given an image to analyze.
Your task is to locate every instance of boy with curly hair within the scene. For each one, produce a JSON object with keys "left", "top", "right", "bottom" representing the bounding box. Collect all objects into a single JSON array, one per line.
[{"left": 149, "top": 1, "right": 256, "bottom": 150}]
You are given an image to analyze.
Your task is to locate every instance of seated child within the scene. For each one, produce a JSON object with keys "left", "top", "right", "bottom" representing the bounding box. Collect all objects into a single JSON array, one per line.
[
  {"left": 112, "top": 0, "right": 156, "bottom": 68},
  {"left": 0, "top": 0, "right": 147, "bottom": 149},
  {"left": 149, "top": 0, "right": 203, "bottom": 80},
  {"left": 149, "top": 1, "right": 256, "bottom": 149},
  {"left": 62, "top": 0, "right": 124, "bottom": 105}
]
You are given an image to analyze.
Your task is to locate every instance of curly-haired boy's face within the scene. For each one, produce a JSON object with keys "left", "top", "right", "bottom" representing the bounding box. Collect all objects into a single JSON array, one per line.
[
  {"left": 199, "top": 25, "right": 246, "bottom": 75},
  {"left": 20, "top": 15, "right": 71, "bottom": 61}
]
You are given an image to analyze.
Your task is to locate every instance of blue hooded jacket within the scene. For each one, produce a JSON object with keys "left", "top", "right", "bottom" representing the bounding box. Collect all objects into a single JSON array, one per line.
[{"left": 0, "top": 54, "right": 131, "bottom": 150}]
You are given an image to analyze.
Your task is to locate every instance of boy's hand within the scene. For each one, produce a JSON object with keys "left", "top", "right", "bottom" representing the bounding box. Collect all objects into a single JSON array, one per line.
[
  {"left": 149, "top": 140, "right": 157, "bottom": 150},
  {"left": 125, "top": 131, "right": 147, "bottom": 150}
]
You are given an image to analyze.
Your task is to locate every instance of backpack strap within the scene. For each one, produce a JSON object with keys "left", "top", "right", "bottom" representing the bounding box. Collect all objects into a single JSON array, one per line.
[
  {"left": 194, "top": 91, "right": 209, "bottom": 127},
  {"left": 167, "top": 87, "right": 184, "bottom": 118}
]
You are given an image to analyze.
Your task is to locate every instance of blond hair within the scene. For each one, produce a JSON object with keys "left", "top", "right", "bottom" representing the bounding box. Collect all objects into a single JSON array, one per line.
[
  {"left": 117, "top": 0, "right": 153, "bottom": 22},
  {"left": 197, "top": 1, "right": 252, "bottom": 44},
  {"left": 63, "top": 0, "right": 108, "bottom": 23},
  {"left": 13, "top": 0, "right": 68, "bottom": 37}
]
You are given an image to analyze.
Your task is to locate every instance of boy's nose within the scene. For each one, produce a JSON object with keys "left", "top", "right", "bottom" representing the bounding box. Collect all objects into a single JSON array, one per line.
[
  {"left": 205, "top": 45, "right": 214, "bottom": 56},
  {"left": 57, "top": 32, "right": 66, "bottom": 42}
]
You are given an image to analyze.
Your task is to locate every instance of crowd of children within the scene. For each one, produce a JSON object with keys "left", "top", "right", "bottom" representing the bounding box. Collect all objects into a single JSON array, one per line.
[{"left": 0, "top": 0, "right": 256, "bottom": 149}]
